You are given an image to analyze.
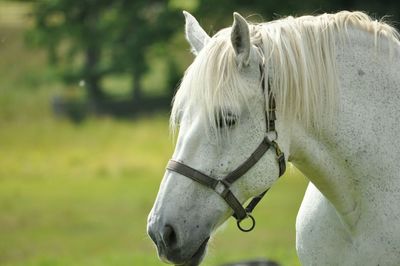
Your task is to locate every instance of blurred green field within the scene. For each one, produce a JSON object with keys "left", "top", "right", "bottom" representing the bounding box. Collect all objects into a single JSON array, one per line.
[{"left": 0, "top": 3, "right": 308, "bottom": 266}]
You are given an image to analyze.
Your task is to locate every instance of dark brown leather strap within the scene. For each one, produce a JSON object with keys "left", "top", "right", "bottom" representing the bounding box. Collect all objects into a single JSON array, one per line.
[
  {"left": 166, "top": 135, "right": 276, "bottom": 222},
  {"left": 167, "top": 160, "right": 248, "bottom": 220},
  {"left": 244, "top": 189, "right": 269, "bottom": 214},
  {"left": 223, "top": 137, "right": 272, "bottom": 184},
  {"left": 166, "top": 139, "right": 286, "bottom": 231},
  {"left": 166, "top": 160, "right": 218, "bottom": 189},
  {"left": 242, "top": 148, "right": 286, "bottom": 217},
  {"left": 219, "top": 188, "right": 248, "bottom": 220}
]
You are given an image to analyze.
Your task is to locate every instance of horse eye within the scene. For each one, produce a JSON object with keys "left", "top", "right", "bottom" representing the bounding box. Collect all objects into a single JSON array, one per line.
[{"left": 217, "top": 113, "right": 238, "bottom": 129}]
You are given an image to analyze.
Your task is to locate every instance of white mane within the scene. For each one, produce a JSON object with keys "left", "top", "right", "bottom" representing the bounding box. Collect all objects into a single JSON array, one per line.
[{"left": 171, "top": 11, "right": 400, "bottom": 135}]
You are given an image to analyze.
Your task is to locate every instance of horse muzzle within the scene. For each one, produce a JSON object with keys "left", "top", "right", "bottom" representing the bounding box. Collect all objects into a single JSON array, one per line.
[{"left": 147, "top": 214, "right": 210, "bottom": 265}]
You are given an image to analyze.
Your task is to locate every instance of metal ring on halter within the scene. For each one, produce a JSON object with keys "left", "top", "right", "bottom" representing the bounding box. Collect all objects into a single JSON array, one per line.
[
  {"left": 267, "top": 130, "right": 278, "bottom": 141},
  {"left": 236, "top": 214, "right": 256, "bottom": 232}
]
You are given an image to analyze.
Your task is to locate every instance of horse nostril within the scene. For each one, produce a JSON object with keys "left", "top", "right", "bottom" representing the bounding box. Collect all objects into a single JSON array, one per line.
[{"left": 162, "top": 224, "right": 178, "bottom": 248}]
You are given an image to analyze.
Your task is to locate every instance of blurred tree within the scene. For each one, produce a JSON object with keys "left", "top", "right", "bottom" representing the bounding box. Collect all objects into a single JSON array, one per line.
[
  {"left": 28, "top": 0, "right": 180, "bottom": 106},
  {"left": 28, "top": 0, "right": 112, "bottom": 102},
  {"left": 192, "top": 0, "right": 400, "bottom": 32},
  {"left": 26, "top": 0, "right": 400, "bottom": 117},
  {"left": 107, "top": 0, "right": 180, "bottom": 101}
]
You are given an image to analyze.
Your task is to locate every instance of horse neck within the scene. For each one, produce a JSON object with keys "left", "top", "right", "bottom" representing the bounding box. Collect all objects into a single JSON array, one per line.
[
  {"left": 287, "top": 121, "right": 360, "bottom": 232},
  {"left": 275, "top": 26, "right": 400, "bottom": 231}
]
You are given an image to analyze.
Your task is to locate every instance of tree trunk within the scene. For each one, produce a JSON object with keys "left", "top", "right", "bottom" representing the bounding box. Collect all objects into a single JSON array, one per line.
[
  {"left": 85, "top": 46, "right": 103, "bottom": 101},
  {"left": 84, "top": 9, "right": 103, "bottom": 105},
  {"left": 132, "top": 70, "right": 142, "bottom": 102}
]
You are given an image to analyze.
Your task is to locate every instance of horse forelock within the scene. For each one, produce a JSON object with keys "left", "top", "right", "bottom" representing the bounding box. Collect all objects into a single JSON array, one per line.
[
  {"left": 170, "top": 28, "right": 257, "bottom": 139},
  {"left": 171, "top": 11, "right": 400, "bottom": 137}
]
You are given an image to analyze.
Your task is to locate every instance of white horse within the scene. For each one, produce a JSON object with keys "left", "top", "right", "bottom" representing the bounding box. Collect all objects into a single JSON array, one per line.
[{"left": 147, "top": 10, "right": 400, "bottom": 266}]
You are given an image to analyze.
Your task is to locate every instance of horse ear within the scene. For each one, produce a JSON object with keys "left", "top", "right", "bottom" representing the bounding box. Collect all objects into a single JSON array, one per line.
[
  {"left": 231, "top": 12, "right": 251, "bottom": 67},
  {"left": 183, "top": 11, "right": 210, "bottom": 55}
]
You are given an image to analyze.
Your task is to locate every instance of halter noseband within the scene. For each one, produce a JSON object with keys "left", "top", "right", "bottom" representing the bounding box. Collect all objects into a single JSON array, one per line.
[{"left": 166, "top": 61, "right": 286, "bottom": 232}]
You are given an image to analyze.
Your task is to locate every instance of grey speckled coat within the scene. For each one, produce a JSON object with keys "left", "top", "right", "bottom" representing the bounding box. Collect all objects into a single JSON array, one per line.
[{"left": 294, "top": 27, "right": 400, "bottom": 265}]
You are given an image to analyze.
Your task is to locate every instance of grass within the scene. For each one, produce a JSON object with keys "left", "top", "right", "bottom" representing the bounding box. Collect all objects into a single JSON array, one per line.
[
  {"left": 0, "top": 2, "right": 309, "bottom": 265},
  {"left": 0, "top": 117, "right": 173, "bottom": 266}
]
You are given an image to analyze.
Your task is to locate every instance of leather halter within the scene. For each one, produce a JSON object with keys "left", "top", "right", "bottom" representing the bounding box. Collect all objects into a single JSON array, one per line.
[{"left": 166, "top": 63, "right": 286, "bottom": 232}]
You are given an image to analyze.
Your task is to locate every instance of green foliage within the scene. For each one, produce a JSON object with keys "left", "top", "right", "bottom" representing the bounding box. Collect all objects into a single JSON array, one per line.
[
  {"left": 25, "top": 0, "right": 400, "bottom": 105},
  {"left": 190, "top": 0, "right": 400, "bottom": 36},
  {"left": 27, "top": 0, "right": 181, "bottom": 101}
]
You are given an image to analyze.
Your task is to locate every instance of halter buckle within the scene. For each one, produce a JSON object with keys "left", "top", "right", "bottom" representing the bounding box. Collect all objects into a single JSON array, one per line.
[
  {"left": 271, "top": 141, "right": 282, "bottom": 157},
  {"left": 214, "top": 180, "right": 230, "bottom": 198},
  {"left": 271, "top": 141, "right": 286, "bottom": 177}
]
